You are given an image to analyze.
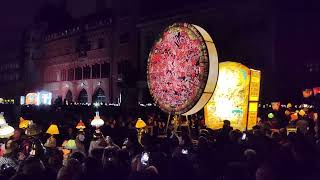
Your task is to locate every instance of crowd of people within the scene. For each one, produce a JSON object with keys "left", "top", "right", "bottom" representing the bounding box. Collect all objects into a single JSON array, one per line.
[{"left": 0, "top": 103, "right": 319, "bottom": 180}]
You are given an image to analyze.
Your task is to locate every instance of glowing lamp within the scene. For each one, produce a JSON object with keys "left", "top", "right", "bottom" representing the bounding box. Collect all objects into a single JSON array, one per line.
[
  {"left": 287, "top": 103, "right": 292, "bottom": 108},
  {"left": 46, "top": 124, "right": 59, "bottom": 135},
  {"left": 0, "top": 124, "right": 14, "bottom": 138},
  {"left": 298, "top": 110, "right": 306, "bottom": 117},
  {"left": 285, "top": 110, "right": 291, "bottom": 116},
  {"left": 290, "top": 113, "right": 298, "bottom": 121},
  {"left": 19, "top": 117, "right": 30, "bottom": 129},
  {"left": 268, "top": 113, "right": 274, "bottom": 119},
  {"left": 65, "top": 139, "right": 77, "bottom": 150},
  {"left": 76, "top": 120, "right": 86, "bottom": 131},
  {"left": 0, "top": 113, "right": 14, "bottom": 138},
  {"left": 135, "top": 118, "right": 146, "bottom": 129},
  {"left": 91, "top": 112, "right": 104, "bottom": 128}
]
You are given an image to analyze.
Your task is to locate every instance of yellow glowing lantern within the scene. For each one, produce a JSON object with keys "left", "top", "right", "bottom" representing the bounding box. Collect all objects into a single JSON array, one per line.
[
  {"left": 46, "top": 124, "right": 59, "bottom": 135},
  {"left": 91, "top": 112, "right": 104, "bottom": 128},
  {"left": 298, "top": 110, "right": 306, "bottom": 117},
  {"left": 285, "top": 110, "right": 291, "bottom": 116},
  {"left": 135, "top": 118, "right": 146, "bottom": 129},
  {"left": 135, "top": 118, "right": 146, "bottom": 145},
  {"left": 287, "top": 103, "right": 292, "bottom": 108},
  {"left": 19, "top": 117, "right": 30, "bottom": 129},
  {"left": 204, "top": 62, "right": 261, "bottom": 131},
  {"left": 76, "top": 120, "right": 86, "bottom": 131}
]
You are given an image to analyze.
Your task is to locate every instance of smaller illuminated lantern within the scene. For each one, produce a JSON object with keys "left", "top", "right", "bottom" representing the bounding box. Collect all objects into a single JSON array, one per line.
[
  {"left": 91, "top": 112, "right": 104, "bottom": 128},
  {"left": 268, "top": 113, "right": 274, "bottom": 119},
  {"left": 135, "top": 118, "right": 146, "bottom": 129},
  {"left": 0, "top": 113, "right": 14, "bottom": 138},
  {"left": 65, "top": 139, "right": 77, "bottom": 150},
  {"left": 19, "top": 117, "right": 30, "bottom": 129},
  {"left": 298, "top": 110, "right": 306, "bottom": 117},
  {"left": 135, "top": 118, "right": 146, "bottom": 145},
  {"left": 46, "top": 124, "right": 59, "bottom": 135},
  {"left": 45, "top": 123, "right": 59, "bottom": 148},
  {"left": 76, "top": 120, "right": 86, "bottom": 131}
]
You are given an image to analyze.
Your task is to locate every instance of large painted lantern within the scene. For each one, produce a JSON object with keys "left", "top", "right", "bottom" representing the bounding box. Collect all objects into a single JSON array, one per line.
[
  {"left": 204, "top": 62, "right": 261, "bottom": 131},
  {"left": 147, "top": 23, "right": 218, "bottom": 115}
]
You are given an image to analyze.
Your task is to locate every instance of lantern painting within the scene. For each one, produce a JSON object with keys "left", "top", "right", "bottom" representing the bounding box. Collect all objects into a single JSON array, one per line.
[
  {"left": 25, "top": 91, "right": 52, "bottom": 105},
  {"left": 26, "top": 93, "right": 38, "bottom": 105},
  {"left": 147, "top": 23, "right": 218, "bottom": 115},
  {"left": 204, "top": 62, "right": 261, "bottom": 131}
]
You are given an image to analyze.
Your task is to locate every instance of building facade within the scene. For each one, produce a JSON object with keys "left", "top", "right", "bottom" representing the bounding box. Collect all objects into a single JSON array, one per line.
[
  {"left": 0, "top": 49, "right": 24, "bottom": 101},
  {"left": 24, "top": 0, "right": 139, "bottom": 105}
]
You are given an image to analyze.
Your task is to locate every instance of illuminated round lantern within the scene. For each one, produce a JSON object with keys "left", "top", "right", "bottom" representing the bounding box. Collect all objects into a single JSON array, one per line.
[
  {"left": 147, "top": 23, "right": 218, "bottom": 115},
  {"left": 91, "top": 112, "right": 104, "bottom": 128},
  {"left": 290, "top": 113, "right": 298, "bottom": 121},
  {"left": 287, "top": 103, "right": 292, "bottom": 108}
]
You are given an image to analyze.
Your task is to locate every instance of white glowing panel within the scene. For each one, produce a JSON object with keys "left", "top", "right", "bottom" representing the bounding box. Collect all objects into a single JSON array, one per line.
[{"left": 38, "top": 91, "right": 52, "bottom": 105}]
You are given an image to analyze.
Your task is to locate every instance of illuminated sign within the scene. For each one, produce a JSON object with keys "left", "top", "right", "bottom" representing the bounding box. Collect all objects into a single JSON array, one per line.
[
  {"left": 26, "top": 93, "right": 38, "bottom": 105},
  {"left": 25, "top": 91, "right": 52, "bottom": 105},
  {"left": 205, "top": 62, "right": 261, "bottom": 131},
  {"left": 38, "top": 91, "right": 52, "bottom": 105}
]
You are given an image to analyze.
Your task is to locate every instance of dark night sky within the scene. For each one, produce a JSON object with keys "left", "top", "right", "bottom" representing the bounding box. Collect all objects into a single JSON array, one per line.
[
  {"left": 0, "top": 0, "right": 58, "bottom": 50},
  {"left": 0, "top": 0, "right": 319, "bottom": 61}
]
